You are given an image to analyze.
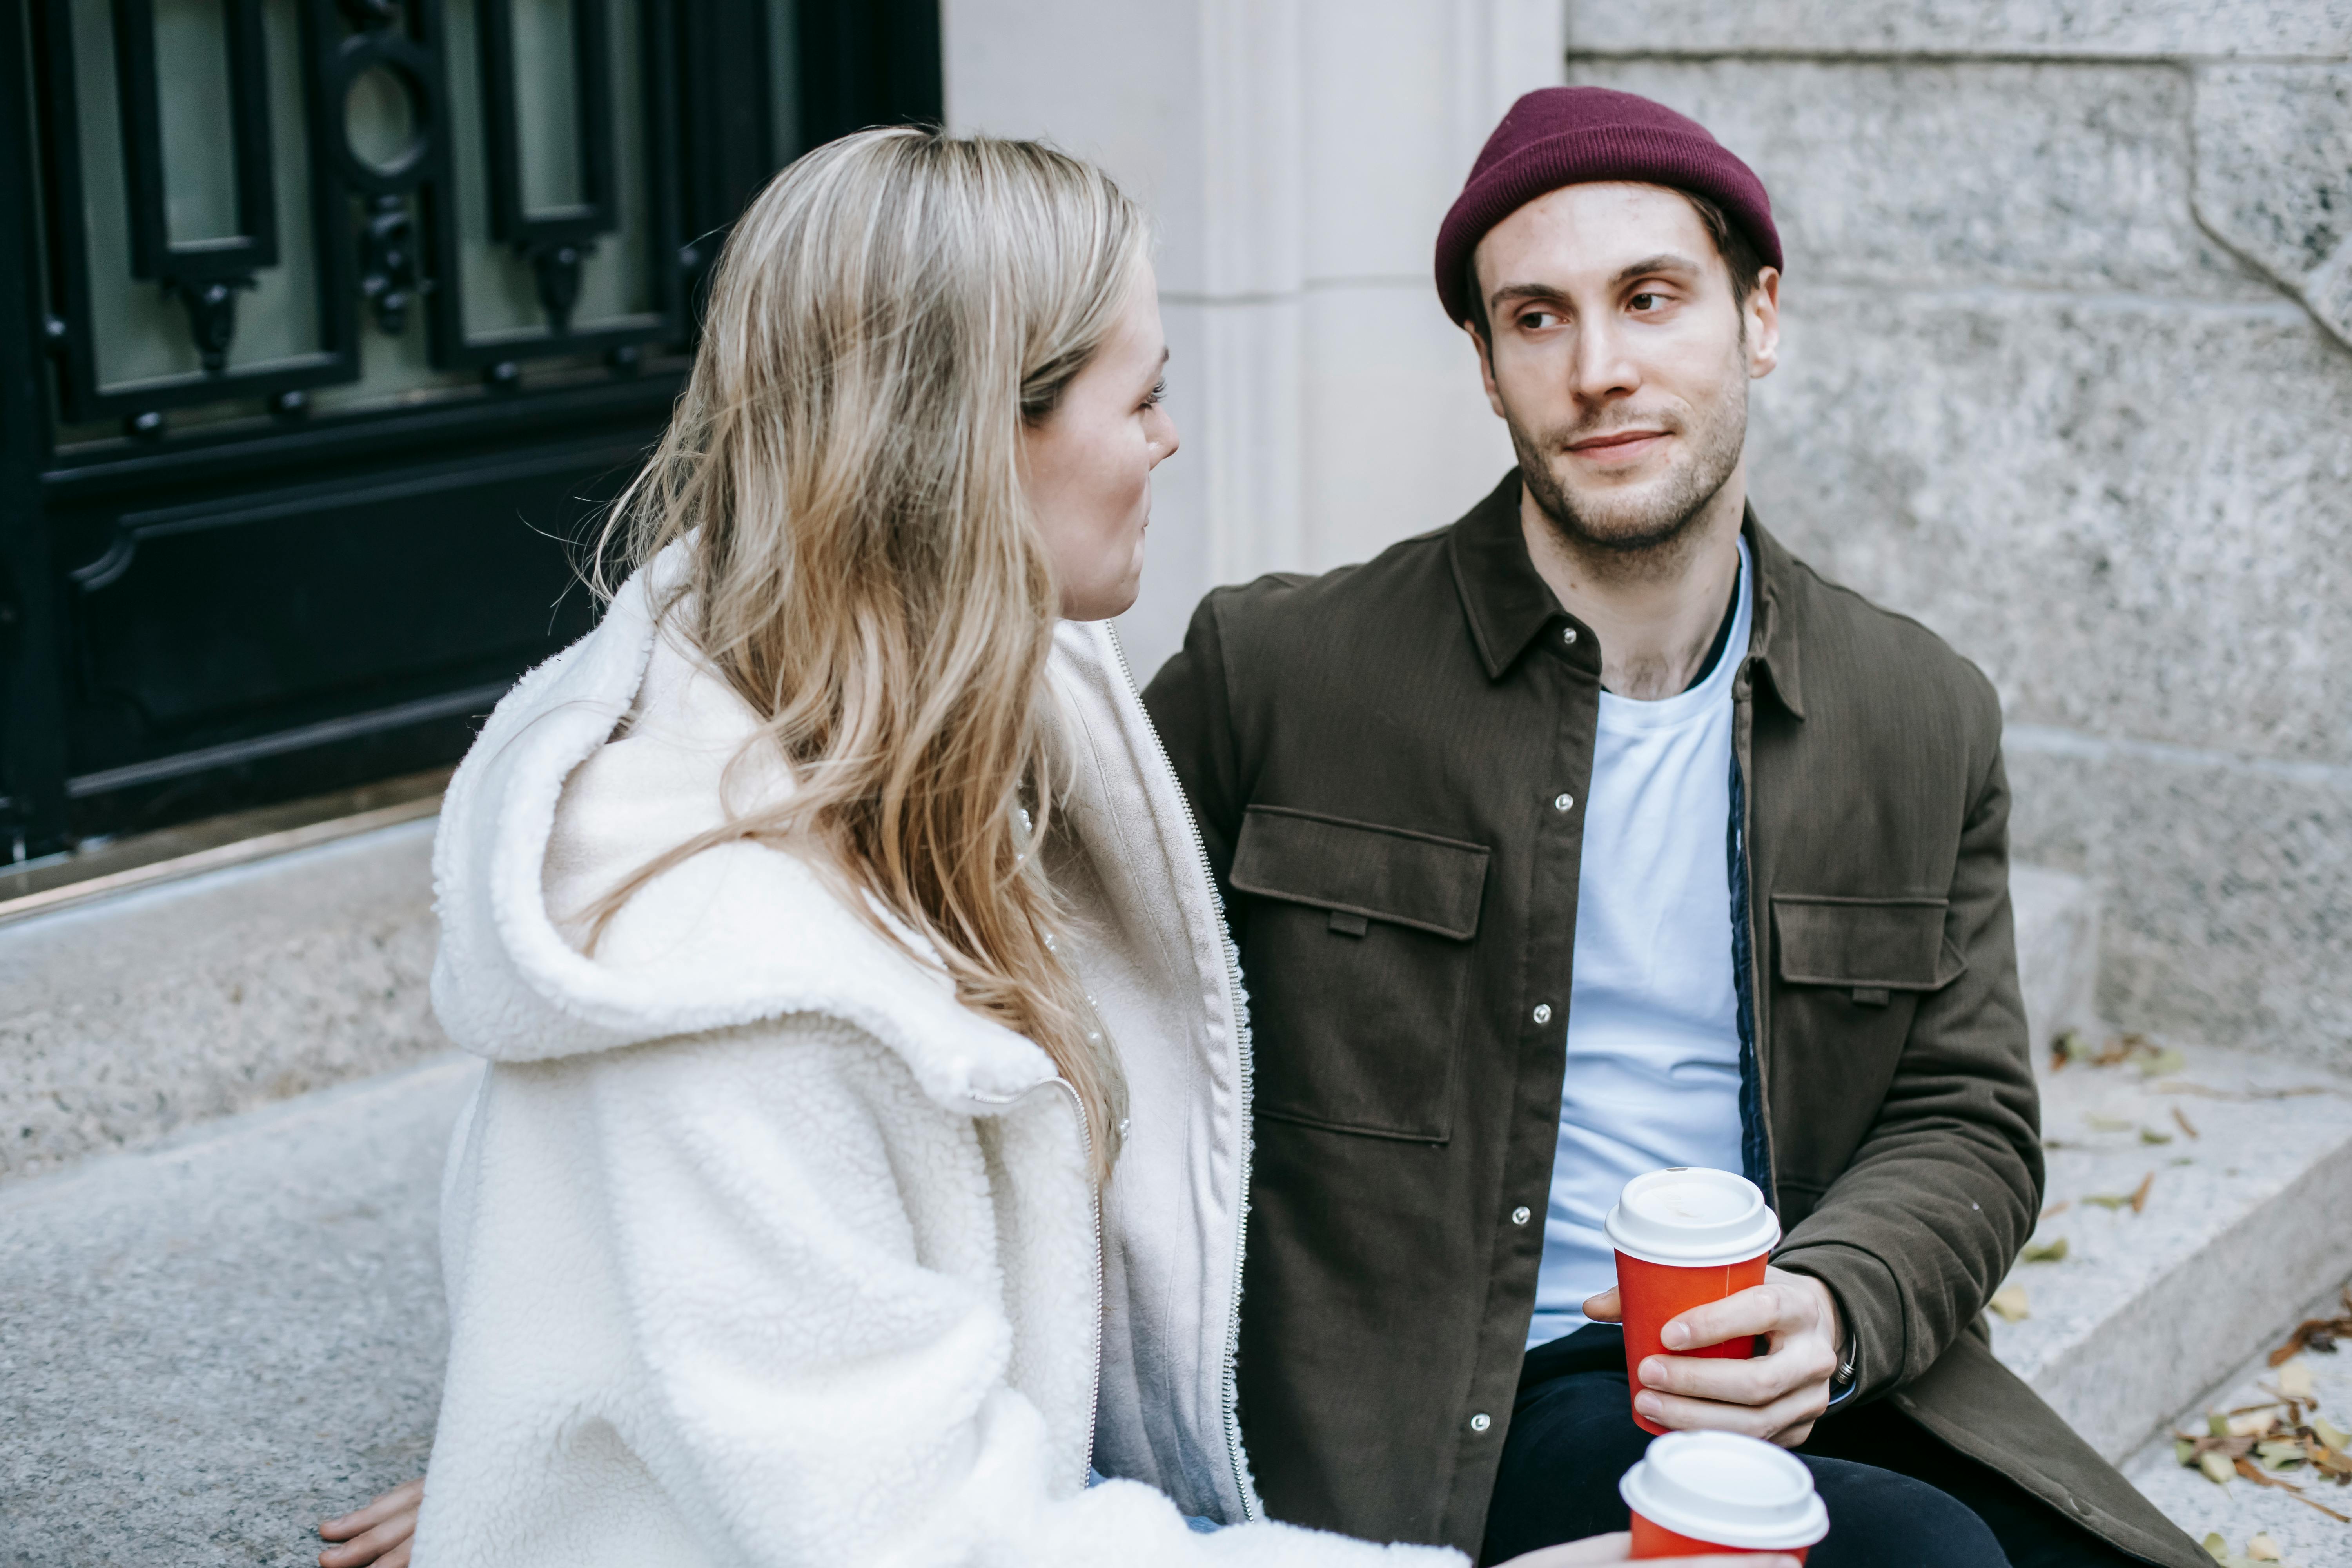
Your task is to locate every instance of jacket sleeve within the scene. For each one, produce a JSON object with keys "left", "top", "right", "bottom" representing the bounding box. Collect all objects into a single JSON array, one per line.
[
  {"left": 1773, "top": 725, "right": 2045, "bottom": 1405},
  {"left": 1140, "top": 589, "right": 1249, "bottom": 898},
  {"left": 566, "top": 1022, "right": 1458, "bottom": 1568}
]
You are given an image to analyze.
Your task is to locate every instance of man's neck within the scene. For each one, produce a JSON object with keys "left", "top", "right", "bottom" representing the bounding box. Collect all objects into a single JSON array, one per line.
[{"left": 1519, "top": 468, "right": 1748, "bottom": 700}]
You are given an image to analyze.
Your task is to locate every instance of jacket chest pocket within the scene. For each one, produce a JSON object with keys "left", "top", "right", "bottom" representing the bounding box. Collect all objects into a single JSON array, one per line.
[
  {"left": 1771, "top": 894, "right": 1965, "bottom": 998},
  {"left": 1230, "top": 805, "right": 1489, "bottom": 1142}
]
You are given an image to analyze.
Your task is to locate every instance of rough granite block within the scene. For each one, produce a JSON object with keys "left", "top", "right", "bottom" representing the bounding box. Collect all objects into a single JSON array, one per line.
[
  {"left": 1564, "top": 0, "right": 2352, "bottom": 60},
  {"left": 2193, "top": 65, "right": 2352, "bottom": 346},
  {"left": 2012, "top": 864, "right": 2101, "bottom": 1054},
  {"left": 0, "top": 1056, "right": 472, "bottom": 1568},
  {"left": 0, "top": 818, "right": 448, "bottom": 1184},
  {"left": 1564, "top": 57, "right": 2274, "bottom": 297},
  {"left": 1747, "top": 289, "right": 2352, "bottom": 769}
]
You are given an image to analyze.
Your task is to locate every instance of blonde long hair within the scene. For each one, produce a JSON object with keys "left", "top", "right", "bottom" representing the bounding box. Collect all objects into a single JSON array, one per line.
[{"left": 587, "top": 128, "right": 1145, "bottom": 1175}]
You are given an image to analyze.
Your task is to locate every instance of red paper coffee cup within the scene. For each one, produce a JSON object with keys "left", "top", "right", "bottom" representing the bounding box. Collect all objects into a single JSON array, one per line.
[
  {"left": 1605, "top": 1167, "right": 1780, "bottom": 1436},
  {"left": 1620, "top": 1430, "right": 1828, "bottom": 1559}
]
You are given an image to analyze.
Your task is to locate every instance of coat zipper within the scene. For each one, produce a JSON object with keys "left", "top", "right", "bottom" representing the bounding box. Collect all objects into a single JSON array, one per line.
[
  {"left": 1104, "top": 623, "right": 1260, "bottom": 1523},
  {"left": 1051, "top": 1076, "right": 1105, "bottom": 1492}
]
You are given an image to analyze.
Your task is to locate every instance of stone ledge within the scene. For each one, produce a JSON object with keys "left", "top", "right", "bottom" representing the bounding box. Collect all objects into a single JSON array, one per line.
[
  {"left": 0, "top": 816, "right": 447, "bottom": 1184},
  {"left": 1990, "top": 1044, "right": 2352, "bottom": 1462},
  {"left": 2125, "top": 1280, "right": 2352, "bottom": 1568}
]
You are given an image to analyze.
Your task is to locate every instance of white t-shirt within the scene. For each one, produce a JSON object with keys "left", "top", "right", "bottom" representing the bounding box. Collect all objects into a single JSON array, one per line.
[{"left": 1527, "top": 536, "right": 1755, "bottom": 1348}]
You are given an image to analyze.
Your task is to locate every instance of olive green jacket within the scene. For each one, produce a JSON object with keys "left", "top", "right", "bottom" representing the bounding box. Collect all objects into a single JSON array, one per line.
[{"left": 1140, "top": 473, "right": 2203, "bottom": 1568}]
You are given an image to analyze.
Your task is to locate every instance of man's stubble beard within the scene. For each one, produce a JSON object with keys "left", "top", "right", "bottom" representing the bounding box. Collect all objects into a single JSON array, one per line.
[{"left": 1506, "top": 363, "right": 1749, "bottom": 582}]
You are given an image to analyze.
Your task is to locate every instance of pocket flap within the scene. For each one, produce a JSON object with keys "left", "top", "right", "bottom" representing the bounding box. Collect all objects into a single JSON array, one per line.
[
  {"left": 1231, "top": 805, "right": 1489, "bottom": 941},
  {"left": 1772, "top": 894, "right": 1964, "bottom": 990}
]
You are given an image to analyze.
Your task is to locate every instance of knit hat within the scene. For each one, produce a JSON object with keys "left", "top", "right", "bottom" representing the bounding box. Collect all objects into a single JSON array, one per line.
[{"left": 1434, "top": 87, "right": 1782, "bottom": 325}]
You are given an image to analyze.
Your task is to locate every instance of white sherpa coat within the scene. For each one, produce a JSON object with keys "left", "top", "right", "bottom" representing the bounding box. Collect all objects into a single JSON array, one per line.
[{"left": 414, "top": 547, "right": 1461, "bottom": 1568}]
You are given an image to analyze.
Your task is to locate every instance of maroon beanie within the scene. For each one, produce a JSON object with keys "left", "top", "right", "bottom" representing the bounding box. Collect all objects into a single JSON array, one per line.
[{"left": 1434, "top": 87, "right": 1781, "bottom": 325}]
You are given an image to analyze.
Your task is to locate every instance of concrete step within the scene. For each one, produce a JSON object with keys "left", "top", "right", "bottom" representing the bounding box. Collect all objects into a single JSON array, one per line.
[
  {"left": 2123, "top": 1281, "right": 2352, "bottom": 1568},
  {"left": 0, "top": 1054, "right": 474, "bottom": 1567},
  {"left": 1988, "top": 1041, "right": 2352, "bottom": 1463}
]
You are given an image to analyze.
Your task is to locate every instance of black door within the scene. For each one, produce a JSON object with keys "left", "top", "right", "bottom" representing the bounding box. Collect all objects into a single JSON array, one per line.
[{"left": 0, "top": 0, "right": 941, "bottom": 859}]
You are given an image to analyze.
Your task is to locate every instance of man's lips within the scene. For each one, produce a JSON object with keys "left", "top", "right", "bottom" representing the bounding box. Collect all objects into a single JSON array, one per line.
[{"left": 1565, "top": 428, "right": 1669, "bottom": 460}]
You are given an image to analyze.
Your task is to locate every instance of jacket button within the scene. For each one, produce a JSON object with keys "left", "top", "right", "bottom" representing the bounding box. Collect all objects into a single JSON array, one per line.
[
  {"left": 1532, "top": 1003, "right": 1552, "bottom": 1024},
  {"left": 1469, "top": 1412, "right": 1492, "bottom": 1432},
  {"left": 1512, "top": 1206, "right": 1532, "bottom": 1225},
  {"left": 1562, "top": 627, "right": 1578, "bottom": 645},
  {"left": 1553, "top": 792, "right": 1575, "bottom": 811}
]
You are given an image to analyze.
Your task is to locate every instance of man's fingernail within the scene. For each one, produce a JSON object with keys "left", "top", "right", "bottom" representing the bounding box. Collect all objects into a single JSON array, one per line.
[
  {"left": 1634, "top": 1392, "right": 1660, "bottom": 1417},
  {"left": 1662, "top": 1324, "right": 1687, "bottom": 1348}
]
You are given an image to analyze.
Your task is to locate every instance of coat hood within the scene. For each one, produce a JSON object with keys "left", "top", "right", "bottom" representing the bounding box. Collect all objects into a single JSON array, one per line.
[{"left": 427, "top": 543, "right": 1058, "bottom": 1111}]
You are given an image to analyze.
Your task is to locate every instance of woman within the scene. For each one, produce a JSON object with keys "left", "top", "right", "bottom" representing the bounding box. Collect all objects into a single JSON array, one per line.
[{"left": 320, "top": 129, "right": 1791, "bottom": 1568}]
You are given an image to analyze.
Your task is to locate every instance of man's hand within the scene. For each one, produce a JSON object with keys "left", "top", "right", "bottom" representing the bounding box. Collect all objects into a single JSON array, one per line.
[
  {"left": 318, "top": 1477, "right": 421, "bottom": 1568},
  {"left": 1583, "top": 1267, "right": 1842, "bottom": 1448},
  {"left": 1493, "top": 1531, "right": 1800, "bottom": 1567}
]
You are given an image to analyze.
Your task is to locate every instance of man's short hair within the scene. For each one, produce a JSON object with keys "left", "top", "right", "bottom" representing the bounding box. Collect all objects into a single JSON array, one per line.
[{"left": 1462, "top": 187, "right": 1770, "bottom": 345}]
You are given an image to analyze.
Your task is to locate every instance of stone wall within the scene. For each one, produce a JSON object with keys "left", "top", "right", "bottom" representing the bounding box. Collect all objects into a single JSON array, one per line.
[
  {"left": 1564, "top": 3, "right": 2352, "bottom": 1065},
  {"left": 945, "top": 1, "right": 2352, "bottom": 1069}
]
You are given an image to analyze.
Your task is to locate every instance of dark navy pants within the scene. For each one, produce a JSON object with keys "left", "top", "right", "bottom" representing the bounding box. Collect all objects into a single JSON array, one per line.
[{"left": 1481, "top": 1327, "right": 2140, "bottom": 1568}]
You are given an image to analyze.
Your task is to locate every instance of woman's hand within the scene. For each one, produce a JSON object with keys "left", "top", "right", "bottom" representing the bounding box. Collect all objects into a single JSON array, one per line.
[
  {"left": 317, "top": 1477, "right": 421, "bottom": 1568},
  {"left": 1494, "top": 1531, "right": 1800, "bottom": 1566}
]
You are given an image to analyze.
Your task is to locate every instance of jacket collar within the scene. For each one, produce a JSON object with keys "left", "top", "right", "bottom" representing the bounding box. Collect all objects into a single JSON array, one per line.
[{"left": 1446, "top": 467, "right": 1806, "bottom": 719}]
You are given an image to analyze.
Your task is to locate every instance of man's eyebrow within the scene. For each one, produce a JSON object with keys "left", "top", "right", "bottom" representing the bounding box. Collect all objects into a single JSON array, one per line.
[
  {"left": 1486, "top": 254, "right": 1708, "bottom": 310},
  {"left": 1610, "top": 253, "right": 1705, "bottom": 287}
]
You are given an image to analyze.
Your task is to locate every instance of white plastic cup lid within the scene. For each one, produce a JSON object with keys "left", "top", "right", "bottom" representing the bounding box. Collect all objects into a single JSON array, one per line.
[
  {"left": 1603, "top": 1167, "right": 1780, "bottom": 1267},
  {"left": 1619, "top": 1430, "right": 1830, "bottom": 1551}
]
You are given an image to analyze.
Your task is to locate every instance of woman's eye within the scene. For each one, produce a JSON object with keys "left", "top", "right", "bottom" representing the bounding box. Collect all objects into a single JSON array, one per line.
[{"left": 1142, "top": 378, "right": 1167, "bottom": 410}]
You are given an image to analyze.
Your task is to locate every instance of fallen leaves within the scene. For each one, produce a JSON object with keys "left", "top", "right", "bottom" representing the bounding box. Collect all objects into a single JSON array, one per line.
[
  {"left": 2174, "top": 1360, "right": 2352, "bottom": 1524},
  {"left": 2175, "top": 1106, "right": 2201, "bottom": 1139},
  {"left": 2080, "top": 1172, "right": 2156, "bottom": 1214},
  {"left": 2021, "top": 1237, "right": 2070, "bottom": 1263},
  {"left": 2270, "top": 1286, "right": 2352, "bottom": 1367},
  {"left": 2205, "top": 1531, "right": 2294, "bottom": 1567},
  {"left": 2051, "top": 1029, "right": 2187, "bottom": 1076},
  {"left": 1988, "top": 1285, "right": 2031, "bottom": 1323}
]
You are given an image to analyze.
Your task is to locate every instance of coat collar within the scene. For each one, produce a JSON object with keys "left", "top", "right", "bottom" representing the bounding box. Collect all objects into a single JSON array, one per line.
[{"left": 1446, "top": 467, "right": 1806, "bottom": 719}]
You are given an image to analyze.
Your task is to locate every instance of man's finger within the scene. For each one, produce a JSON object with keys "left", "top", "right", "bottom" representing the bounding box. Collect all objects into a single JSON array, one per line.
[
  {"left": 1661, "top": 1281, "right": 1805, "bottom": 1351},
  {"left": 1581, "top": 1287, "right": 1622, "bottom": 1323},
  {"left": 1633, "top": 1380, "right": 1830, "bottom": 1445},
  {"left": 319, "top": 1479, "right": 424, "bottom": 1541},
  {"left": 1638, "top": 1345, "right": 1813, "bottom": 1407}
]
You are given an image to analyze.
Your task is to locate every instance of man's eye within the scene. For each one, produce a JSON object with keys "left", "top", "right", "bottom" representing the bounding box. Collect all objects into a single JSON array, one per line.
[
  {"left": 1519, "top": 310, "right": 1562, "bottom": 330},
  {"left": 1630, "top": 292, "right": 1664, "bottom": 312}
]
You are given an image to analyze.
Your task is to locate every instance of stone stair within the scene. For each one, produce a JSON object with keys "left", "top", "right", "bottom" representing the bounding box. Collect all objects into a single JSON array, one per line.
[{"left": 1, "top": 831, "right": 2347, "bottom": 1564}]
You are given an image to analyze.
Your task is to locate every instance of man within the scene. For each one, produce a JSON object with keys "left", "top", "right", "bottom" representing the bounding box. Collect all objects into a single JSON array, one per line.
[{"left": 1141, "top": 88, "right": 2205, "bottom": 1568}]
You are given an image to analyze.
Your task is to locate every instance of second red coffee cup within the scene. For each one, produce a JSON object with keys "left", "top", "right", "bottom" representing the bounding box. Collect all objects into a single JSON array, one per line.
[
  {"left": 1604, "top": 1167, "right": 1780, "bottom": 1436},
  {"left": 1619, "top": 1429, "right": 1829, "bottom": 1559}
]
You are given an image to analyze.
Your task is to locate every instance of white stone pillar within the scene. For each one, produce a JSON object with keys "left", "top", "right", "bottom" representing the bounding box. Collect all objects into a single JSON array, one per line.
[{"left": 943, "top": 0, "right": 1562, "bottom": 673}]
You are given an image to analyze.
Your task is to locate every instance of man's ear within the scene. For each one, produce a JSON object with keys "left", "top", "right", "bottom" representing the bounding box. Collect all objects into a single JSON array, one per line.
[
  {"left": 1469, "top": 321, "right": 1507, "bottom": 418},
  {"left": 1744, "top": 266, "right": 1782, "bottom": 380}
]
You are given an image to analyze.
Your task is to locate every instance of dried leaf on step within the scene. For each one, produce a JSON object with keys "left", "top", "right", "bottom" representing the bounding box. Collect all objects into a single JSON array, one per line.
[
  {"left": 2314, "top": 1415, "right": 2351, "bottom": 1452},
  {"left": 2246, "top": 1534, "right": 2282, "bottom": 1563},
  {"left": 2177, "top": 1438, "right": 2198, "bottom": 1464},
  {"left": 2141, "top": 1047, "right": 2188, "bottom": 1077},
  {"left": 2257, "top": 1439, "right": 2307, "bottom": 1469},
  {"left": 2229, "top": 1410, "right": 2279, "bottom": 1438},
  {"left": 2022, "top": 1237, "right": 2070, "bottom": 1263},
  {"left": 2174, "top": 1106, "right": 2200, "bottom": 1138},
  {"left": 2141, "top": 1127, "right": 2174, "bottom": 1143},
  {"left": 2201, "top": 1531, "right": 2228, "bottom": 1563},
  {"left": 2271, "top": 1302, "right": 2352, "bottom": 1366},
  {"left": 2130, "top": 1171, "right": 2154, "bottom": 1213},
  {"left": 1988, "top": 1285, "right": 2030, "bottom": 1323},
  {"left": 2278, "top": 1359, "right": 2316, "bottom": 1402},
  {"left": 2084, "top": 1193, "right": 2134, "bottom": 1210},
  {"left": 2086, "top": 1114, "right": 2136, "bottom": 1132},
  {"left": 2042, "top": 1200, "right": 2072, "bottom": 1219},
  {"left": 2201, "top": 1450, "right": 2238, "bottom": 1484}
]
